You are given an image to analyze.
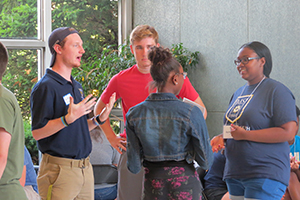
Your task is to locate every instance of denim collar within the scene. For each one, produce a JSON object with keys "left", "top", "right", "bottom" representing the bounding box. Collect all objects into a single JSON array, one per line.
[{"left": 146, "top": 93, "right": 178, "bottom": 101}]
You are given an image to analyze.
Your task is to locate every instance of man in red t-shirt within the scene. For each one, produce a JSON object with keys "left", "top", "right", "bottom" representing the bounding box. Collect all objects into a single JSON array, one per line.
[{"left": 94, "top": 24, "right": 207, "bottom": 200}]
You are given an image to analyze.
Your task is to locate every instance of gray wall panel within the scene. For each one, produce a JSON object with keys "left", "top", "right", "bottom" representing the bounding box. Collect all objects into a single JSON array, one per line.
[
  {"left": 133, "top": 0, "right": 181, "bottom": 46},
  {"left": 133, "top": 0, "right": 300, "bottom": 138}
]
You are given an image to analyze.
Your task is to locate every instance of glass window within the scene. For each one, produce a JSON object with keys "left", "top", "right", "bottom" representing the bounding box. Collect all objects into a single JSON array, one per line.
[
  {"left": 0, "top": 0, "right": 38, "bottom": 39},
  {"left": 2, "top": 49, "right": 39, "bottom": 119},
  {"left": 51, "top": 0, "right": 118, "bottom": 60},
  {"left": 2, "top": 48, "right": 39, "bottom": 164}
]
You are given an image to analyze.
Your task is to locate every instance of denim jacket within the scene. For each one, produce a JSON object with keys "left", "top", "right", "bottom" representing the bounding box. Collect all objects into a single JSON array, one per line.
[{"left": 126, "top": 93, "right": 213, "bottom": 174}]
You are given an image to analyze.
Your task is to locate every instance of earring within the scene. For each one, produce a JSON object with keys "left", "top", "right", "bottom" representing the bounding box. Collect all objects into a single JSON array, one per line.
[{"left": 175, "top": 82, "right": 178, "bottom": 85}]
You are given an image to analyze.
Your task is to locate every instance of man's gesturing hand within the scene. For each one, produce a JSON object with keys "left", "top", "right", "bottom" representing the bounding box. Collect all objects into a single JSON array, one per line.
[{"left": 65, "top": 94, "right": 96, "bottom": 124}]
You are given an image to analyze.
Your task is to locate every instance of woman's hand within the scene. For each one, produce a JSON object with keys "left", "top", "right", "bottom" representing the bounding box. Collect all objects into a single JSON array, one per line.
[
  {"left": 230, "top": 124, "right": 248, "bottom": 140},
  {"left": 210, "top": 134, "right": 225, "bottom": 153}
]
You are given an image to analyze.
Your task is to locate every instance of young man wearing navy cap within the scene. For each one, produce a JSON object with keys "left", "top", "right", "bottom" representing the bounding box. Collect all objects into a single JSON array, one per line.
[{"left": 30, "top": 27, "right": 116, "bottom": 200}]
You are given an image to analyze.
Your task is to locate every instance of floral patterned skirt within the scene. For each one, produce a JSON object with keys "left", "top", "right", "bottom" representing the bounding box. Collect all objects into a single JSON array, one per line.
[{"left": 143, "top": 161, "right": 202, "bottom": 200}]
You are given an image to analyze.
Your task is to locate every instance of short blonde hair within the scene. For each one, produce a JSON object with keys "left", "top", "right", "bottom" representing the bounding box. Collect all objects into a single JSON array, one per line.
[{"left": 130, "top": 25, "right": 159, "bottom": 45}]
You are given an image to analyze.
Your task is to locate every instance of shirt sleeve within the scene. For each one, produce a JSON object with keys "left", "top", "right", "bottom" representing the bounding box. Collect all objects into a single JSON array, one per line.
[
  {"left": 100, "top": 74, "right": 120, "bottom": 104},
  {"left": 30, "top": 84, "right": 55, "bottom": 130},
  {"left": 177, "top": 77, "right": 199, "bottom": 101},
  {"left": 125, "top": 109, "right": 143, "bottom": 174},
  {"left": 0, "top": 98, "right": 14, "bottom": 134},
  {"left": 190, "top": 106, "right": 213, "bottom": 170},
  {"left": 272, "top": 83, "right": 297, "bottom": 126}
]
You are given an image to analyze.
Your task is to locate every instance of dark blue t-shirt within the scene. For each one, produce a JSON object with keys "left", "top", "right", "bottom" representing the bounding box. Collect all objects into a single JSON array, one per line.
[
  {"left": 223, "top": 78, "right": 296, "bottom": 185},
  {"left": 30, "top": 69, "right": 91, "bottom": 159}
]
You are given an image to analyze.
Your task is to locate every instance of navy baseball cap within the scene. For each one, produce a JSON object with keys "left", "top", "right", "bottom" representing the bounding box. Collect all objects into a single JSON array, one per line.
[{"left": 48, "top": 27, "right": 79, "bottom": 67}]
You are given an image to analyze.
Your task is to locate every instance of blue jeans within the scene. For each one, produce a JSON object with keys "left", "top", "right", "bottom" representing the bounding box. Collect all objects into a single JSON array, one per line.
[
  {"left": 94, "top": 185, "right": 117, "bottom": 200},
  {"left": 225, "top": 178, "right": 286, "bottom": 200}
]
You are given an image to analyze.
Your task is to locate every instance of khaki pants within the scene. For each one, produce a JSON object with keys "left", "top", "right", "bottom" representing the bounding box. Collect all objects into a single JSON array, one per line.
[{"left": 37, "top": 154, "right": 94, "bottom": 200}]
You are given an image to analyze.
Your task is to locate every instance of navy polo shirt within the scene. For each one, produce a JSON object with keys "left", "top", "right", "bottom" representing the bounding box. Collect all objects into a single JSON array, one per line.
[{"left": 30, "top": 69, "right": 91, "bottom": 159}]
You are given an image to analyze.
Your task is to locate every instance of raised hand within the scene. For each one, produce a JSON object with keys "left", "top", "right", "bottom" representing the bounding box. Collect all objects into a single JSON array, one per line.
[
  {"left": 66, "top": 94, "right": 96, "bottom": 124},
  {"left": 99, "top": 92, "right": 116, "bottom": 122}
]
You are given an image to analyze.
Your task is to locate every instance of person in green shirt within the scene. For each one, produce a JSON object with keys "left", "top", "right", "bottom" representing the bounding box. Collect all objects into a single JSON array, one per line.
[{"left": 0, "top": 42, "right": 27, "bottom": 200}]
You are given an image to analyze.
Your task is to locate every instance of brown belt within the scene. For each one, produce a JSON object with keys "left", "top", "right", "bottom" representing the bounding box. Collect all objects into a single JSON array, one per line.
[{"left": 42, "top": 153, "right": 90, "bottom": 169}]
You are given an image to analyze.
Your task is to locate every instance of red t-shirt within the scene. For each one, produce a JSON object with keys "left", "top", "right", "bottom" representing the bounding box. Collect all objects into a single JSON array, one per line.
[{"left": 100, "top": 64, "right": 199, "bottom": 137}]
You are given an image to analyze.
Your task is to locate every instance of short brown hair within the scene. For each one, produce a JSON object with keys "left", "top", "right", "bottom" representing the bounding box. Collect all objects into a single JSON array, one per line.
[
  {"left": 0, "top": 42, "right": 8, "bottom": 81},
  {"left": 130, "top": 25, "right": 159, "bottom": 45}
]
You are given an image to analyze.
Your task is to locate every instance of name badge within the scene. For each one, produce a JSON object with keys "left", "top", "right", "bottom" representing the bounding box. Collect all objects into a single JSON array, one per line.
[
  {"left": 223, "top": 125, "right": 233, "bottom": 139},
  {"left": 63, "top": 93, "right": 72, "bottom": 106}
]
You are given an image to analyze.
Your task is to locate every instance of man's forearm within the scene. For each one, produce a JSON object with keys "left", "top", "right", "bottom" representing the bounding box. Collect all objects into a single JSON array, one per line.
[{"left": 32, "top": 118, "right": 66, "bottom": 140}]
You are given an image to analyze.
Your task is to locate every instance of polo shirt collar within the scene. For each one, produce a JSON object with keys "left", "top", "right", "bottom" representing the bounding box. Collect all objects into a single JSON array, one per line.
[{"left": 46, "top": 68, "right": 75, "bottom": 85}]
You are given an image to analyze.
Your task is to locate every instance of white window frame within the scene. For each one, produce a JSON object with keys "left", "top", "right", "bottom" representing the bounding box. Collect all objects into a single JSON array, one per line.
[
  {"left": 0, "top": 0, "right": 52, "bottom": 80},
  {"left": 118, "top": 0, "right": 132, "bottom": 45}
]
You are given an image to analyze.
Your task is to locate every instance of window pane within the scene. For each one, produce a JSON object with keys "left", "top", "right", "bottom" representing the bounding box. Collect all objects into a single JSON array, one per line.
[
  {"left": 0, "top": 0, "right": 38, "bottom": 39},
  {"left": 2, "top": 49, "right": 39, "bottom": 164},
  {"left": 2, "top": 49, "right": 38, "bottom": 119},
  {"left": 51, "top": 0, "right": 118, "bottom": 59}
]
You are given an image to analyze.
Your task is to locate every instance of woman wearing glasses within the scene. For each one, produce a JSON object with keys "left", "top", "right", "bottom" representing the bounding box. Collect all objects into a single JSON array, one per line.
[
  {"left": 211, "top": 41, "right": 297, "bottom": 199},
  {"left": 126, "top": 46, "right": 213, "bottom": 200}
]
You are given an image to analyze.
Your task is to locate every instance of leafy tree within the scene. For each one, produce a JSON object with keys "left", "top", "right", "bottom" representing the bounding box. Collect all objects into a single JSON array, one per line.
[
  {"left": 51, "top": 0, "right": 118, "bottom": 59},
  {"left": 3, "top": 50, "right": 38, "bottom": 119},
  {"left": 0, "top": 0, "right": 37, "bottom": 38}
]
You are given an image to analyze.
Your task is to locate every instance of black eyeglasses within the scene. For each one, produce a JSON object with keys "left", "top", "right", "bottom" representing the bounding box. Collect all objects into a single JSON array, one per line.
[
  {"left": 176, "top": 72, "right": 187, "bottom": 79},
  {"left": 234, "top": 57, "right": 260, "bottom": 66}
]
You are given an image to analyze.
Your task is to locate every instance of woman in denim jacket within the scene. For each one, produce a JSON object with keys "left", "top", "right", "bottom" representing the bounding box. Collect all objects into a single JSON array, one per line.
[{"left": 126, "top": 46, "right": 213, "bottom": 200}]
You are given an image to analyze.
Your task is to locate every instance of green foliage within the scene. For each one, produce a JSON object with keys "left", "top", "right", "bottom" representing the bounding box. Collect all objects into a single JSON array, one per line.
[
  {"left": 2, "top": 50, "right": 38, "bottom": 120},
  {"left": 51, "top": 0, "right": 119, "bottom": 59},
  {"left": 24, "top": 120, "right": 38, "bottom": 165},
  {"left": 170, "top": 43, "right": 200, "bottom": 72},
  {"left": 0, "top": 0, "right": 37, "bottom": 38}
]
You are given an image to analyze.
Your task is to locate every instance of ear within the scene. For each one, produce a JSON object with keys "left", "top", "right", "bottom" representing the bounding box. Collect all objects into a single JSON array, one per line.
[
  {"left": 260, "top": 57, "right": 266, "bottom": 67},
  {"left": 172, "top": 74, "right": 178, "bottom": 85},
  {"left": 53, "top": 44, "right": 62, "bottom": 55},
  {"left": 130, "top": 44, "right": 134, "bottom": 54}
]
